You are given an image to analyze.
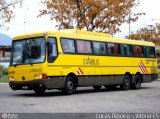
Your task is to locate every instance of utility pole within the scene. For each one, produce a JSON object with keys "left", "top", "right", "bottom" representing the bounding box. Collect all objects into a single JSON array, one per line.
[
  {"left": 23, "top": 8, "right": 29, "bottom": 34},
  {"left": 129, "top": 14, "right": 131, "bottom": 39},
  {"left": 128, "top": 9, "right": 132, "bottom": 39},
  {"left": 124, "top": 10, "right": 132, "bottom": 39}
]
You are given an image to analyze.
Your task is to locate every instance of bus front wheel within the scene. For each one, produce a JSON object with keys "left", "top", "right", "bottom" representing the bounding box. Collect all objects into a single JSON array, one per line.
[
  {"left": 62, "top": 76, "right": 75, "bottom": 95},
  {"left": 120, "top": 75, "right": 131, "bottom": 90}
]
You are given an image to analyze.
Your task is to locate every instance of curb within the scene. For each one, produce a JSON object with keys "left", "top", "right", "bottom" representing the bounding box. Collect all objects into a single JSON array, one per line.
[{"left": 0, "top": 83, "right": 8, "bottom": 85}]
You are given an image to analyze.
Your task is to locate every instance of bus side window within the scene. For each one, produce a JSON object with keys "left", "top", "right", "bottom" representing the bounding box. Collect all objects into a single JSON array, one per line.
[
  {"left": 127, "top": 45, "right": 133, "bottom": 56},
  {"left": 48, "top": 37, "right": 58, "bottom": 63},
  {"left": 93, "top": 41, "right": 106, "bottom": 55},
  {"left": 133, "top": 46, "right": 144, "bottom": 57},
  {"left": 77, "top": 40, "right": 84, "bottom": 53},
  {"left": 107, "top": 43, "right": 114, "bottom": 55},
  {"left": 137, "top": 46, "right": 143, "bottom": 57},
  {"left": 86, "top": 41, "right": 92, "bottom": 53},
  {"left": 61, "top": 38, "right": 75, "bottom": 53},
  {"left": 143, "top": 46, "right": 146, "bottom": 57},
  {"left": 139, "top": 46, "right": 143, "bottom": 57},
  {"left": 76, "top": 40, "right": 92, "bottom": 54},
  {"left": 145, "top": 46, "right": 156, "bottom": 58},
  {"left": 133, "top": 46, "right": 137, "bottom": 57},
  {"left": 119, "top": 44, "right": 133, "bottom": 56},
  {"left": 114, "top": 44, "right": 118, "bottom": 55},
  {"left": 120, "top": 44, "right": 126, "bottom": 56},
  {"left": 114, "top": 44, "right": 120, "bottom": 55}
]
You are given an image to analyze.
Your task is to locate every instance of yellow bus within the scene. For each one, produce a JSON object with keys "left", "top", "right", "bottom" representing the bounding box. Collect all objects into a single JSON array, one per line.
[{"left": 8, "top": 29, "right": 158, "bottom": 95}]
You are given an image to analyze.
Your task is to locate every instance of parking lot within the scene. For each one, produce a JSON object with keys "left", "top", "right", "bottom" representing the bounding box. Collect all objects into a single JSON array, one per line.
[{"left": 0, "top": 80, "right": 160, "bottom": 114}]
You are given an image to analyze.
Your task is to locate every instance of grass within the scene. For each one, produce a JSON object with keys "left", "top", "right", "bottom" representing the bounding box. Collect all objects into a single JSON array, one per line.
[
  {"left": 0, "top": 75, "right": 9, "bottom": 83},
  {"left": 158, "top": 73, "right": 160, "bottom": 78}
]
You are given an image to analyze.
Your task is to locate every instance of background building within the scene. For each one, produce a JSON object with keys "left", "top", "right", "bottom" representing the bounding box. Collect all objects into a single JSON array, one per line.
[{"left": 0, "top": 33, "right": 12, "bottom": 67}]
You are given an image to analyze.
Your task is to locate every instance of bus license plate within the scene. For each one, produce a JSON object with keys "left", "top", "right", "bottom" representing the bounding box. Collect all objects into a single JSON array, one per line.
[{"left": 22, "top": 86, "right": 28, "bottom": 89}]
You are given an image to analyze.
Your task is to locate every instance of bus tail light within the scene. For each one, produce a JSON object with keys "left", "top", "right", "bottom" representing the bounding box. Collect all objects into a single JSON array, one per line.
[{"left": 42, "top": 74, "right": 47, "bottom": 79}]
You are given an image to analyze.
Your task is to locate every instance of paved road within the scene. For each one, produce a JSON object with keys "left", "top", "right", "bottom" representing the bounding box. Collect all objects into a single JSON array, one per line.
[{"left": 0, "top": 81, "right": 160, "bottom": 114}]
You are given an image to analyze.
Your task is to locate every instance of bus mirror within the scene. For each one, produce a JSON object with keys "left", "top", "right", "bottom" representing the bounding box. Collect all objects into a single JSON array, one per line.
[
  {"left": 31, "top": 46, "right": 41, "bottom": 59},
  {"left": 48, "top": 43, "right": 53, "bottom": 54}
]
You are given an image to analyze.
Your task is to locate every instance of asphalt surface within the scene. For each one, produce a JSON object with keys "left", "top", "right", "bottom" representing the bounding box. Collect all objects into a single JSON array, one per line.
[{"left": 0, "top": 81, "right": 160, "bottom": 118}]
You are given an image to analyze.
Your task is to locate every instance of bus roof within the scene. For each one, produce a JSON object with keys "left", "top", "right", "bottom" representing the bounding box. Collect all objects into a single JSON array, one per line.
[{"left": 13, "top": 29, "right": 155, "bottom": 47}]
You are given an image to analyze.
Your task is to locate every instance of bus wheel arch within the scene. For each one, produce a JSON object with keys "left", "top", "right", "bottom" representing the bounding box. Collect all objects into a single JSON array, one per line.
[
  {"left": 66, "top": 73, "right": 78, "bottom": 88},
  {"left": 62, "top": 73, "right": 78, "bottom": 95}
]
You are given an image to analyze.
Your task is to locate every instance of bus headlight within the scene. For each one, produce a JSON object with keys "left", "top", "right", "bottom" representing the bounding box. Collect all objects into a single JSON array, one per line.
[
  {"left": 10, "top": 77, "right": 15, "bottom": 81},
  {"left": 34, "top": 74, "right": 42, "bottom": 79}
]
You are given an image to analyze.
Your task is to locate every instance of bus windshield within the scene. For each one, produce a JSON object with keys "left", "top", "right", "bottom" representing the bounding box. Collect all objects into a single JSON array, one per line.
[{"left": 11, "top": 37, "right": 46, "bottom": 65}]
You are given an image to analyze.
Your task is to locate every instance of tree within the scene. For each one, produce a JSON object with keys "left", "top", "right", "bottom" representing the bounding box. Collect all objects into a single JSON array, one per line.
[
  {"left": 0, "top": 0, "right": 22, "bottom": 28},
  {"left": 39, "top": 0, "right": 144, "bottom": 34},
  {"left": 127, "top": 24, "right": 160, "bottom": 45}
]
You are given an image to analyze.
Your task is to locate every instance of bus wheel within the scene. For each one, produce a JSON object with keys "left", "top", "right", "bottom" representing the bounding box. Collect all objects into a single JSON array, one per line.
[
  {"left": 34, "top": 88, "right": 46, "bottom": 95},
  {"left": 93, "top": 86, "right": 102, "bottom": 90},
  {"left": 131, "top": 75, "right": 141, "bottom": 89},
  {"left": 120, "top": 75, "right": 131, "bottom": 90},
  {"left": 62, "top": 76, "right": 75, "bottom": 95}
]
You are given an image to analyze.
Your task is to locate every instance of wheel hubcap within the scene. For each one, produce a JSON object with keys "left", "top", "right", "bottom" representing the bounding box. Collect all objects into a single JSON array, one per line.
[
  {"left": 124, "top": 79, "right": 129, "bottom": 88},
  {"left": 67, "top": 81, "right": 73, "bottom": 90}
]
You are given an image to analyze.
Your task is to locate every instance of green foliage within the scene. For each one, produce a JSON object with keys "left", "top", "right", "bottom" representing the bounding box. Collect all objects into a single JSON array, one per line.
[
  {"left": 0, "top": 65, "right": 8, "bottom": 76},
  {"left": 2, "top": 69, "right": 8, "bottom": 75},
  {"left": 0, "top": 75, "right": 8, "bottom": 83},
  {"left": 0, "top": 72, "right": 3, "bottom": 79},
  {"left": 0, "top": 65, "right": 8, "bottom": 82}
]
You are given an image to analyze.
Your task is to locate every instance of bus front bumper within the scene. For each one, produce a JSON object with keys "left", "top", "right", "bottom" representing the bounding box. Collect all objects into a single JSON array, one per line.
[{"left": 9, "top": 77, "right": 65, "bottom": 90}]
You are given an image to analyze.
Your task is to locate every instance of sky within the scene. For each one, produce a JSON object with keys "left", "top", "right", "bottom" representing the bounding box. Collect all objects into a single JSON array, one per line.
[{"left": 0, "top": 0, "right": 160, "bottom": 38}]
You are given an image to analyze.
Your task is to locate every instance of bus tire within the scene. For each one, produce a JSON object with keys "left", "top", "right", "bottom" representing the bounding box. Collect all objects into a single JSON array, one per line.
[
  {"left": 62, "top": 76, "right": 75, "bottom": 95},
  {"left": 120, "top": 75, "right": 131, "bottom": 90},
  {"left": 131, "top": 75, "right": 141, "bottom": 89},
  {"left": 93, "top": 86, "right": 102, "bottom": 90},
  {"left": 34, "top": 88, "right": 46, "bottom": 95}
]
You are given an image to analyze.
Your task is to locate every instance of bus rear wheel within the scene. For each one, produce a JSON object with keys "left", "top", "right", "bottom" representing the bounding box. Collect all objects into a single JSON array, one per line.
[
  {"left": 62, "top": 76, "right": 75, "bottom": 95},
  {"left": 34, "top": 88, "right": 46, "bottom": 95},
  {"left": 120, "top": 75, "right": 131, "bottom": 90},
  {"left": 131, "top": 75, "right": 141, "bottom": 89}
]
